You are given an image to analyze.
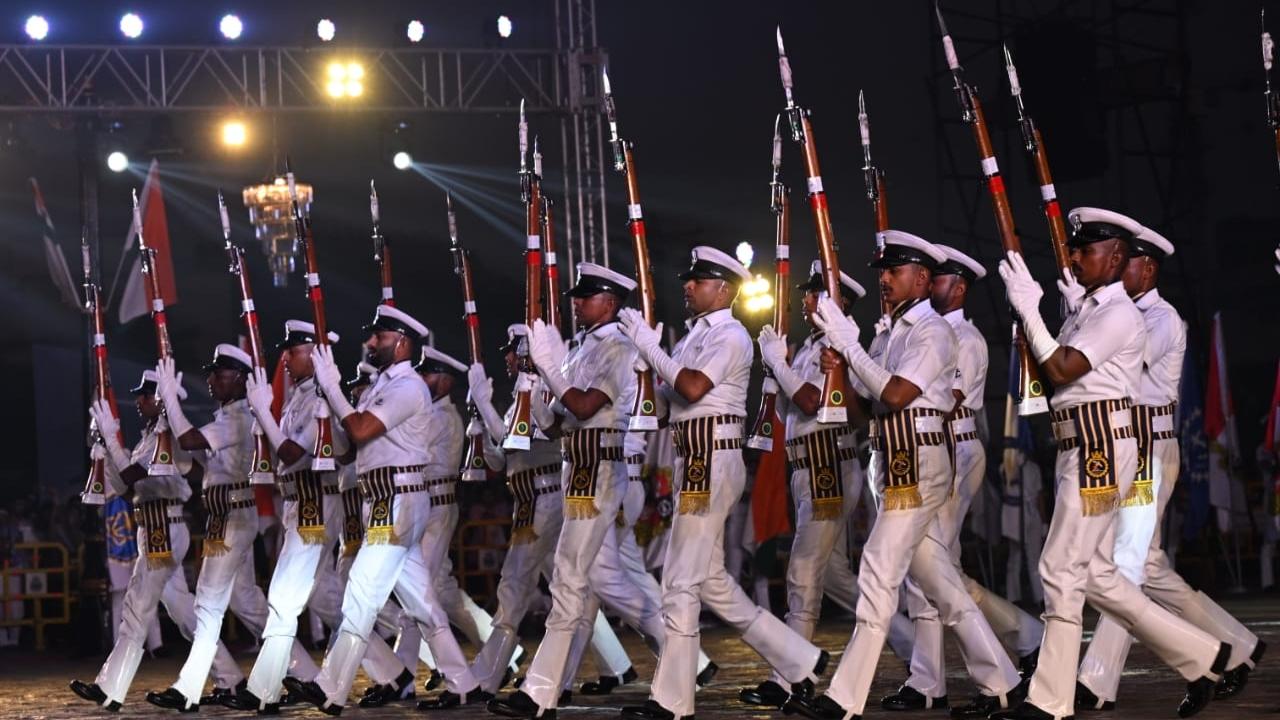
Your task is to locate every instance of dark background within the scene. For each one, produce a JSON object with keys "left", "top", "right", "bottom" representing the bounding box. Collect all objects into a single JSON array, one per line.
[{"left": 2, "top": 0, "right": 1278, "bottom": 500}]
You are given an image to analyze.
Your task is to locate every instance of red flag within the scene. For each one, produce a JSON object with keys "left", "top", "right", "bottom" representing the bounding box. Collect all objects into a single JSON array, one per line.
[
  {"left": 1204, "top": 312, "right": 1239, "bottom": 530},
  {"left": 750, "top": 427, "right": 791, "bottom": 546},
  {"left": 29, "top": 178, "right": 81, "bottom": 311},
  {"left": 117, "top": 159, "right": 178, "bottom": 323}
]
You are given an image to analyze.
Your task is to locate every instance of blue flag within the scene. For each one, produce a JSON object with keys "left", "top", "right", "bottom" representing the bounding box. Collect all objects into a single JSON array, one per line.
[
  {"left": 104, "top": 495, "right": 139, "bottom": 562},
  {"left": 1178, "top": 342, "right": 1210, "bottom": 540}
]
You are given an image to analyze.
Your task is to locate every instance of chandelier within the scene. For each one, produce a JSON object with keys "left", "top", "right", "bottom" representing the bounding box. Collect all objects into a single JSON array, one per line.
[{"left": 242, "top": 176, "right": 312, "bottom": 287}]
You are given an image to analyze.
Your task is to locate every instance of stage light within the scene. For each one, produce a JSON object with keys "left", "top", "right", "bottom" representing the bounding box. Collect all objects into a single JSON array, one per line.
[
  {"left": 740, "top": 274, "right": 773, "bottom": 314},
  {"left": 316, "top": 18, "right": 335, "bottom": 42},
  {"left": 345, "top": 80, "right": 363, "bottom": 97},
  {"left": 325, "top": 62, "right": 365, "bottom": 99},
  {"left": 393, "top": 151, "right": 413, "bottom": 170},
  {"left": 120, "top": 13, "right": 143, "bottom": 39},
  {"left": 25, "top": 15, "right": 49, "bottom": 41},
  {"left": 346, "top": 62, "right": 364, "bottom": 80},
  {"left": 735, "top": 241, "right": 754, "bottom": 269},
  {"left": 107, "top": 151, "right": 129, "bottom": 173},
  {"left": 221, "top": 120, "right": 247, "bottom": 147},
  {"left": 219, "top": 14, "right": 242, "bottom": 40},
  {"left": 497, "top": 15, "right": 513, "bottom": 39},
  {"left": 407, "top": 20, "right": 424, "bottom": 43}
]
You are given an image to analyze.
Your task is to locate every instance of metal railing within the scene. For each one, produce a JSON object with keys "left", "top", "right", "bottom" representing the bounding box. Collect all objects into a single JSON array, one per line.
[{"left": 0, "top": 542, "right": 72, "bottom": 650}]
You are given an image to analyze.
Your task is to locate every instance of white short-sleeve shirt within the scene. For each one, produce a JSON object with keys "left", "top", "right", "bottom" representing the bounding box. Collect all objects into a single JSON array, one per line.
[
  {"left": 872, "top": 299, "right": 958, "bottom": 414},
  {"left": 279, "top": 377, "right": 349, "bottom": 476},
  {"left": 198, "top": 399, "right": 254, "bottom": 487},
  {"left": 354, "top": 360, "right": 433, "bottom": 474},
  {"left": 943, "top": 309, "right": 988, "bottom": 411},
  {"left": 782, "top": 331, "right": 853, "bottom": 440},
  {"left": 1134, "top": 289, "right": 1185, "bottom": 407},
  {"left": 484, "top": 390, "right": 562, "bottom": 474},
  {"left": 424, "top": 396, "right": 465, "bottom": 479},
  {"left": 664, "top": 308, "right": 752, "bottom": 423},
  {"left": 554, "top": 321, "right": 638, "bottom": 432},
  {"left": 123, "top": 424, "right": 193, "bottom": 503},
  {"left": 1052, "top": 281, "right": 1145, "bottom": 410}
]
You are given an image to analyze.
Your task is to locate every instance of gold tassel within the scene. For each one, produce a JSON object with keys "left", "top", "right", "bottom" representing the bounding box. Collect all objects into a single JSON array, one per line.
[
  {"left": 341, "top": 540, "right": 362, "bottom": 557},
  {"left": 509, "top": 526, "right": 539, "bottom": 546},
  {"left": 812, "top": 497, "right": 843, "bottom": 521},
  {"left": 1081, "top": 486, "right": 1119, "bottom": 516},
  {"left": 202, "top": 539, "right": 230, "bottom": 557},
  {"left": 364, "top": 525, "right": 399, "bottom": 545},
  {"left": 1120, "top": 479, "right": 1154, "bottom": 508},
  {"left": 677, "top": 491, "right": 710, "bottom": 516},
  {"left": 564, "top": 496, "right": 600, "bottom": 520},
  {"left": 298, "top": 525, "right": 328, "bottom": 545},
  {"left": 882, "top": 484, "right": 923, "bottom": 511},
  {"left": 145, "top": 551, "right": 175, "bottom": 570}
]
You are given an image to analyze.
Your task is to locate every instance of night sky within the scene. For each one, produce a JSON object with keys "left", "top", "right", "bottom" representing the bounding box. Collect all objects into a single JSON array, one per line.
[{"left": 0, "top": 1, "right": 1277, "bottom": 497}]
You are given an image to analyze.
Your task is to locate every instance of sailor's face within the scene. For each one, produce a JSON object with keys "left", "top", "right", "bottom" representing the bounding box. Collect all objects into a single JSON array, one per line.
[
  {"left": 503, "top": 349, "right": 519, "bottom": 378},
  {"left": 1070, "top": 239, "right": 1123, "bottom": 288},
  {"left": 136, "top": 393, "right": 161, "bottom": 420},
  {"left": 683, "top": 278, "right": 727, "bottom": 315},
  {"left": 365, "top": 330, "right": 404, "bottom": 369},
  {"left": 283, "top": 344, "right": 314, "bottom": 381},
  {"left": 206, "top": 368, "right": 244, "bottom": 403},
  {"left": 879, "top": 263, "right": 927, "bottom": 306},
  {"left": 572, "top": 292, "right": 615, "bottom": 327}
]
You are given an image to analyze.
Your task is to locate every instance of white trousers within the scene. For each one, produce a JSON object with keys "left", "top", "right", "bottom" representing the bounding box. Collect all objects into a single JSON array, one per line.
[
  {"left": 314, "top": 491, "right": 479, "bottom": 708},
  {"left": 95, "top": 521, "right": 244, "bottom": 706},
  {"left": 521, "top": 460, "right": 627, "bottom": 710},
  {"left": 826, "top": 444, "right": 1020, "bottom": 716},
  {"left": 1077, "top": 439, "right": 1258, "bottom": 703},
  {"left": 470, "top": 486, "right": 563, "bottom": 693},
  {"left": 650, "top": 447, "right": 822, "bottom": 717},
  {"left": 245, "top": 495, "right": 343, "bottom": 705},
  {"left": 905, "top": 440, "right": 1042, "bottom": 697},
  {"left": 1027, "top": 437, "right": 1222, "bottom": 719}
]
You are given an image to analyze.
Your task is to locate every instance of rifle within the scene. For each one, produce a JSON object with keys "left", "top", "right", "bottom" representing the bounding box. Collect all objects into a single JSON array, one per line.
[
  {"left": 82, "top": 233, "right": 121, "bottom": 504},
  {"left": 746, "top": 116, "right": 791, "bottom": 452},
  {"left": 1003, "top": 45, "right": 1071, "bottom": 271},
  {"left": 858, "top": 90, "right": 892, "bottom": 315},
  {"left": 286, "top": 159, "right": 337, "bottom": 470},
  {"left": 503, "top": 100, "right": 542, "bottom": 451},
  {"left": 221, "top": 191, "right": 276, "bottom": 485},
  {"left": 1264, "top": 9, "right": 1280, "bottom": 178},
  {"left": 537, "top": 139, "right": 563, "bottom": 334},
  {"left": 132, "top": 189, "right": 179, "bottom": 475},
  {"left": 776, "top": 28, "right": 849, "bottom": 424},
  {"left": 603, "top": 69, "right": 659, "bottom": 432},
  {"left": 934, "top": 5, "right": 1048, "bottom": 416},
  {"left": 448, "top": 193, "right": 495, "bottom": 480},
  {"left": 370, "top": 180, "right": 396, "bottom": 307}
]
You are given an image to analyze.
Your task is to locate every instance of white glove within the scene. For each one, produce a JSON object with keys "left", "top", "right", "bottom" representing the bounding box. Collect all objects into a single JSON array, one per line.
[
  {"left": 468, "top": 363, "right": 493, "bottom": 407},
  {"left": 998, "top": 251, "right": 1045, "bottom": 321},
  {"left": 618, "top": 308, "right": 662, "bottom": 358},
  {"left": 246, "top": 368, "right": 275, "bottom": 422},
  {"left": 89, "top": 398, "right": 120, "bottom": 440},
  {"left": 874, "top": 314, "right": 891, "bottom": 337},
  {"left": 1274, "top": 247, "right": 1279, "bottom": 276},
  {"left": 811, "top": 296, "right": 861, "bottom": 353},
  {"left": 1057, "top": 267, "right": 1085, "bottom": 317},
  {"left": 531, "top": 380, "right": 557, "bottom": 433},
  {"left": 757, "top": 325, "right": 788, "bottom": 374},
  {"left": 155, "top": 357, "right": 193, "bottom": 437},
  {"left": 527, "top": 319, "right": 568, "bottom": 372},
  {"left": 311, "top": 345, "right": 342, "bottom": 394}
]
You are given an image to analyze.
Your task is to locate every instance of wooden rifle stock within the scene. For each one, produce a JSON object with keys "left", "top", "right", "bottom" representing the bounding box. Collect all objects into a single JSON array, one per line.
[
  {"left": 1026, "top": 127, "right": 1071, "bottom": 271},
  {"left": 132, "top": 193, "right": 178, "bottom": 475},
  {"left": 82, "top": 244, "right": 121, "bottom": 504},
  {"left": 225, "top": 224, "right": 276, "bottom": 485},
  {"left": 503, "top": 151, "right": 543, "bottom": 451},
  {"left": 620, "top": 145, "right": 659, "bottom": 432},
  {"left": 370, "top": 181, "right": 396, "bottom": 307},
  {"left": 540, "top": 195, "right": 562, "bottom": 333},
  {"left": 746, "top": 173, "right": 791, "bottom": 451},
  {"left": 449, "top": 198, "right": 496, "bottom": 479}
]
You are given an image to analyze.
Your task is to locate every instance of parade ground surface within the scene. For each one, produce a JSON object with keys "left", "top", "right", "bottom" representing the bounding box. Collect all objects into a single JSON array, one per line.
[{"left": 5, "top": 597, "right": 1277, "bottom": 719}]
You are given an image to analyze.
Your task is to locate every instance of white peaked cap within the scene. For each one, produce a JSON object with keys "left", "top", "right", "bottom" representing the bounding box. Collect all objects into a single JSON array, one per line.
[
  {"left": 805, "top": 259, "right": 867, "bottom": 299},
  {"left": 872, "top": 230, "right": 948, "bottom": 268},
  {"left": 1067, "top": 207, "right": 1144, "bottom": 241},
  {"left": 680, "top": 246, "right": 753, "bottom": 283},
  {"left": 933, "top": 245, "right": 987, "bottom": 280},
  {"left": 362, "top": 303, "right": 430, "bottom": 340},
  {"left": 417, "top": 345, "right": 468, "bottom": 374},
  {"left": 135, "top": 369, "right": 188, "bottom": 400},
  {"left": 280, "top": 319, "right": 340, "bottom": 346},
  {"left": 1133, "top": 225, "right": 1175, "bottom": 259}
]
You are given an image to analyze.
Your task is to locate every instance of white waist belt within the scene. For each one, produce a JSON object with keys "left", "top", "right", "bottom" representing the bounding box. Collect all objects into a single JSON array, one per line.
[
  {"left": 949, "top": 415, "right": 978, "bottom": 435},
  {"left": 1052, "top": 409, "right": 1133, "bottom": 441}
]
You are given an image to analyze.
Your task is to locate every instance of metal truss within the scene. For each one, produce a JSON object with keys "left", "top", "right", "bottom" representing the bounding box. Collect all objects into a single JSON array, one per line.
[{"left": 0, "top": 44, "right": 562, "bottom": 113}]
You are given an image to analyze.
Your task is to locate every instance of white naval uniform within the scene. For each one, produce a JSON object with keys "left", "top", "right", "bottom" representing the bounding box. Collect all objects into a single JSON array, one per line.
[
  {"left": 170, "top": 399, "right": 315, "bottom": 704},
  {"left": 244, "top": 378, "right": 347, "bottom": 706},
  {"left": 521, "top": 321, "right": 636, "bottom": 712},
  {"left": 313, "top": 360, "right": 479, "bottom": 708},
  {"left": 1076, "top": 288, "right": 1258, "bottom": 704},
  {"left": 824, "top": 299, "right": 1021, "bottom": 716},
  {"left": 1027, "top": 282, "right": 1221, "bottom": 719},
  {"left": 903, "top": 309, "right": 1042, "bottom": 698},
  {"left": 93, "top": 426, "right": 244, "bottom": 707},
  {"left": 765, "top": 332, "right": 874, "bottom": 686},
  {"left": 467, "top": 398, "right": 565, "bottom": 694},
  {"left": 648, "top": 308, "right": 822, "bottom": 717}
]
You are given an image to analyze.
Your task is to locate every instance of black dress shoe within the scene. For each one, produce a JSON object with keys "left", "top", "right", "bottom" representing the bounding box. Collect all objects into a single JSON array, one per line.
[
  {"left": 695, "top": 661, "right": 719, "bottom": 687},
  {"left": 69, "top": 680, "right": 121, "bottom": 712},
  {"left": 1074, "top": 681, "right": 1115, "bottom": 711},
  {"left": 279, "top": 691, "right": 299, "bottom": 706},
  {"left": 953, "top": 677, "right": 1027, "bottom": 718},
  {"left": 201, "top": 678, "right": 246, "bottom": 706},
  {"left": 1216, "top": 639, "right": 1267, "bottom": 700},
  {"left": 619, "top": 699, "right": 691, "bottom": 720},
  {"left": 990, "top": 701, "right": 1064, "bottom": 720},
  {"left": 813, "top": 650, "right": 831, "bottom": 677},
  {"left": 361, "top": 668, "right": 417, "bottom": 707},
  {"left": 782, "top": 693, "right": 857, "bottom": 720},
  {"left": 487, "top": 690, "right": 556, "bottom": 719},
  {"left": 1019, "top": 647, "right": 1040, "bottom": 678},
  {"left": 425, "top": 669, "right": 445, "bottom": 692},
  {"left": 881, "top": 684, "right": 947, "bottom": 711},
  {"left": 219, "top": 687, "right": 280, "bottom": 715},
  {"left": 1179, "top": 641, "right": 1233, "bottom": 718},
  {"left": 583, "top": 666, "right": 639, "bottom": 695},
  {"left": 416, "top": 686, "right": 493, "bottom": 710},
  {"left": 282, "top": 677, "right": 343, "bottom": 716},
  {"left": 740, "top": 680, "right": 790, "bottom": 708},
  {"left": 145, "top": 687, "right": 198, "bottom": 712}
]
